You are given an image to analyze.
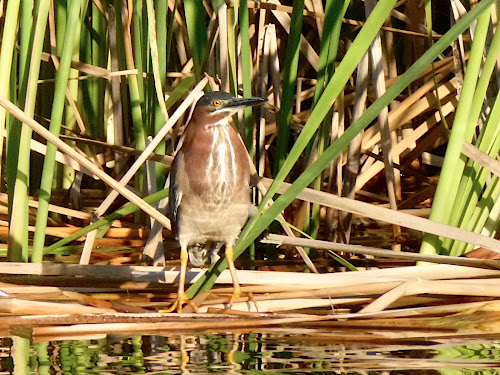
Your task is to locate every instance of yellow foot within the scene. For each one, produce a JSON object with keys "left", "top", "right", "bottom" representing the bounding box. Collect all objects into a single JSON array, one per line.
[
  {"left": 225, "top": 292, "right": 258, "bottom": 311},
  {"left": 161, "top": 294, "right": 199, "bottom": 313},
  {"left": 228, "top": 290, "right": 240, "bottom": 308}
]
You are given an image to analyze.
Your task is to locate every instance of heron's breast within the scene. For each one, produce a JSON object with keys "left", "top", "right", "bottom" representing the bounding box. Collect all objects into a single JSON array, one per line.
[{"left": 205, "top": 126, "right": 239, "bottom": 201}]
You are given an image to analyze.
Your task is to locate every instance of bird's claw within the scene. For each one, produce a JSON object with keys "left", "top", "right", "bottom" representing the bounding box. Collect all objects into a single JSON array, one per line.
[
  {"left": 228, "top": 291, "right": 240, "bottom": 308},
  {"left": 226, "top": 291, "right": 257, "bottom": 311},
  {"left": 162, "top": 294, "right": 199, "bottom": 313}
]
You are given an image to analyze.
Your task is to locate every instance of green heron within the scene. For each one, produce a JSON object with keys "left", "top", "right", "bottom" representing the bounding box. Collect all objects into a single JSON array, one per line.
[{"left": 167, "top": 91, "right": 266, "bottom": 312}]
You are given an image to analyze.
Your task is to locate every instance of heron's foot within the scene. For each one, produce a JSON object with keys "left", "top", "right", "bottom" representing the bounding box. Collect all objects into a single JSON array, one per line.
[
  {"left": 226, "top": 291, "right": 258, "bottom": 311},
  {"left": 228, "top": 290, "right": 240, "bottom": 308},
  {"left": 162, "top": 293, "right": 199, "bottom": 313}
]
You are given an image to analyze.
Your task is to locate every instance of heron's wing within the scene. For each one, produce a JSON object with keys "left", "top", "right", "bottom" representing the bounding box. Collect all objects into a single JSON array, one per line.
[{"left": 168, "top": 152, "right": 184, "bottom": 224}]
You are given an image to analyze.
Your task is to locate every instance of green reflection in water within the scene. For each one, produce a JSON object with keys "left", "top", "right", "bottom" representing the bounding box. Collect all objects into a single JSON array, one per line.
[{"left": 2, "top": 334, "right": 500, "bottom": 374}]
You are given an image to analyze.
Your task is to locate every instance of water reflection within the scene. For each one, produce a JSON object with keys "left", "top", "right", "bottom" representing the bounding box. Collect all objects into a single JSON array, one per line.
[{"left": 2, "top": 333, "right": 500, "bottom": 374}]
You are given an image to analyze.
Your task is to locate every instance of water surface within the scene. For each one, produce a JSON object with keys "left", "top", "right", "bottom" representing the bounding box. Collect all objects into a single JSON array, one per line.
[{"left": 2, "top": 331, "right": 500, "bottom": 374}]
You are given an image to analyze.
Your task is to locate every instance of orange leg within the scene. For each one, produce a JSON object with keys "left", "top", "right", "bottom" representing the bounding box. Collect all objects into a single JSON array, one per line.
[
  {"left": 164, "top": 245, "right": 197, "bottom": 313},
  {"left": 225, "top": 245, "right": 241, "bottom": 307}
]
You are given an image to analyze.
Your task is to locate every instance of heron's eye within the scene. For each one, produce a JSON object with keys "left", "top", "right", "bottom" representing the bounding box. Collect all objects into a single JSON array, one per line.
[{"left": 212, "top": 99, "right": 221, "bottom": 107}]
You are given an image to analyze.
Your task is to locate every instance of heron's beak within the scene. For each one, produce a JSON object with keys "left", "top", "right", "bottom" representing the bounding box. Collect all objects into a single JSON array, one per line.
[{"left": 223, "top": 97, "right": 267, "bottom": 111}]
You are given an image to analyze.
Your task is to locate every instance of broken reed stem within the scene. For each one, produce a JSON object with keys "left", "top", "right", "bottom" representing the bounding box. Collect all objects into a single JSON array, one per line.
[{"left": 263, "top": 234, "right": 500, "bottom": 269}]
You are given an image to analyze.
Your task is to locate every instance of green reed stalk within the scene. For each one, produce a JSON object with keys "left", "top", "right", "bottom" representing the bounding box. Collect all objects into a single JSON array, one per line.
[
  {"left": 132, "top": 0, "right": 145, "bottom": 103},
  {"left": 238, "top": 0, "right": 255, "bottom": 151},
  {"left": 0, "top": 0, "right": 21, "bottom": 182},
  {"left": 308, "top": 0, "right": 350, "bottom": 240},
  {"left": 7, "top": 0, "right": 50, "bottom": 262},
  {"left": 83, "top": 2, "right": 107, "bottom": 140},
  {"left": 227, "top": 6, "right": 238, "bottom": 94},
  {"left": 165, "top": 0, "right": 178, "bottom": 72},
  {"left": 183, "top": 0, "right": 208, "bottom": 80},
  {"left": 313, "top": 0, "right": 349, "bottom": 105},
  {"left": 31, "top": 0, "right": 82, "bottom": 263},
  {"left": 440, "top": 26, "right": 500, "bottom": 255},
  {"left": 238, "top": 1, "right": 256, "bottom": 263},
  {"left": 6, "top": 0, "right": 31, "bottom": 262},
  {"left": 450, "top": 86, "right": 500, "bottom": 255},
  {"left": 153, "top": 0, "right": 167, "bottom": 188},
  {"left": 129, "top": 0, "right": 146, "bottom": 154},
  {"left": 458, "top": 176, "right": 500, "bottom": 255},
  {"left": 273, "top": 0, "right": 304, "bottom": 175},
  {"left": 419, "top": 9, "right": 492, "bottom": 256},
  {"left": 113, "top": 0, "right": 133, "bottom": 151}
]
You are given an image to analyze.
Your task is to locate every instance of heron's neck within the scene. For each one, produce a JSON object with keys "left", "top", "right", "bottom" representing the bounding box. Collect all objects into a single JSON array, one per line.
[{"left": 204, "top": 118, "right": 230, "bottom": 129}]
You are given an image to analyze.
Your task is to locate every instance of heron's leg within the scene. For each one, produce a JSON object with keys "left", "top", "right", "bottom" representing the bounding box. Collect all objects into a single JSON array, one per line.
[
  {"left": 225, "top": 245, "right": 241, "bottom": 306},
  {"left": 164, "top": 245, "right": 198, "bottom": 313}
]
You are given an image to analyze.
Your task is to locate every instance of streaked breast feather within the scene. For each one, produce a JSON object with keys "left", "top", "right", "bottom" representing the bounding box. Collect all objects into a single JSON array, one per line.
[{"left": 206, "top": 126, "right": 238, "bottom": 202}]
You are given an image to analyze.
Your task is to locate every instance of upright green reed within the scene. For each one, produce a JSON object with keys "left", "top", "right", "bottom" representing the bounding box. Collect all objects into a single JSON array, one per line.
[
  {"left": 444, "top": 29, "right": 500, "bottom": 256},
  {"left": 313, "top": 0, "right": 349, "bottom": 106},
  {"left": 238, "top": 0, "right": 255, "bottom": 151},
  {"left": 153, "top": 0, "right": 167, "bottom": 188},
  {"left": 62, "top": 1, "right": 84, "bottom": 189},
  {"left": 5, "top": 1, "right": 30, "bottom": 262},
  {"left": 87, "top": 2, "right": 107, "bottom": 140},
  {"left": 419, "top": 9, "right": 493, "bottom": 257},
  {"left": 128, "top": 0, "right": 146, "bottom": 154},
  {"left": 7, "top": 0, "right": 52, "bottom": 262},
  {"left": 237, "top": 1, "right": 257, "bottom": 263},
  {"left": 230, "top": 7, "right": 240, "bottom": 94},
  {"left": 0, "top": 0, "right": 21, "bottom": 180},
  {"left": 165, "top": 0, "right": 177, "bottom": 73},
  {"left": 131, "top": 0, "right": 144, "bottom": 105},
  {"left": 184, "top": 0, "right": 208, "bottom": 80},
  {"left": 111, "top": 0, "right": 133, "bottom": 151},
  {"left": 273, "top": 0, "right": 305, "bottom": 175},
  {"left": 438, "top": 27, "right": 500, "bottom": 252},
  {"left": 31, "top": 0, "right": 83, "bottom": 263},
  {"left": 308, "top": 0, "right": 351, "bottom": 240}
]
